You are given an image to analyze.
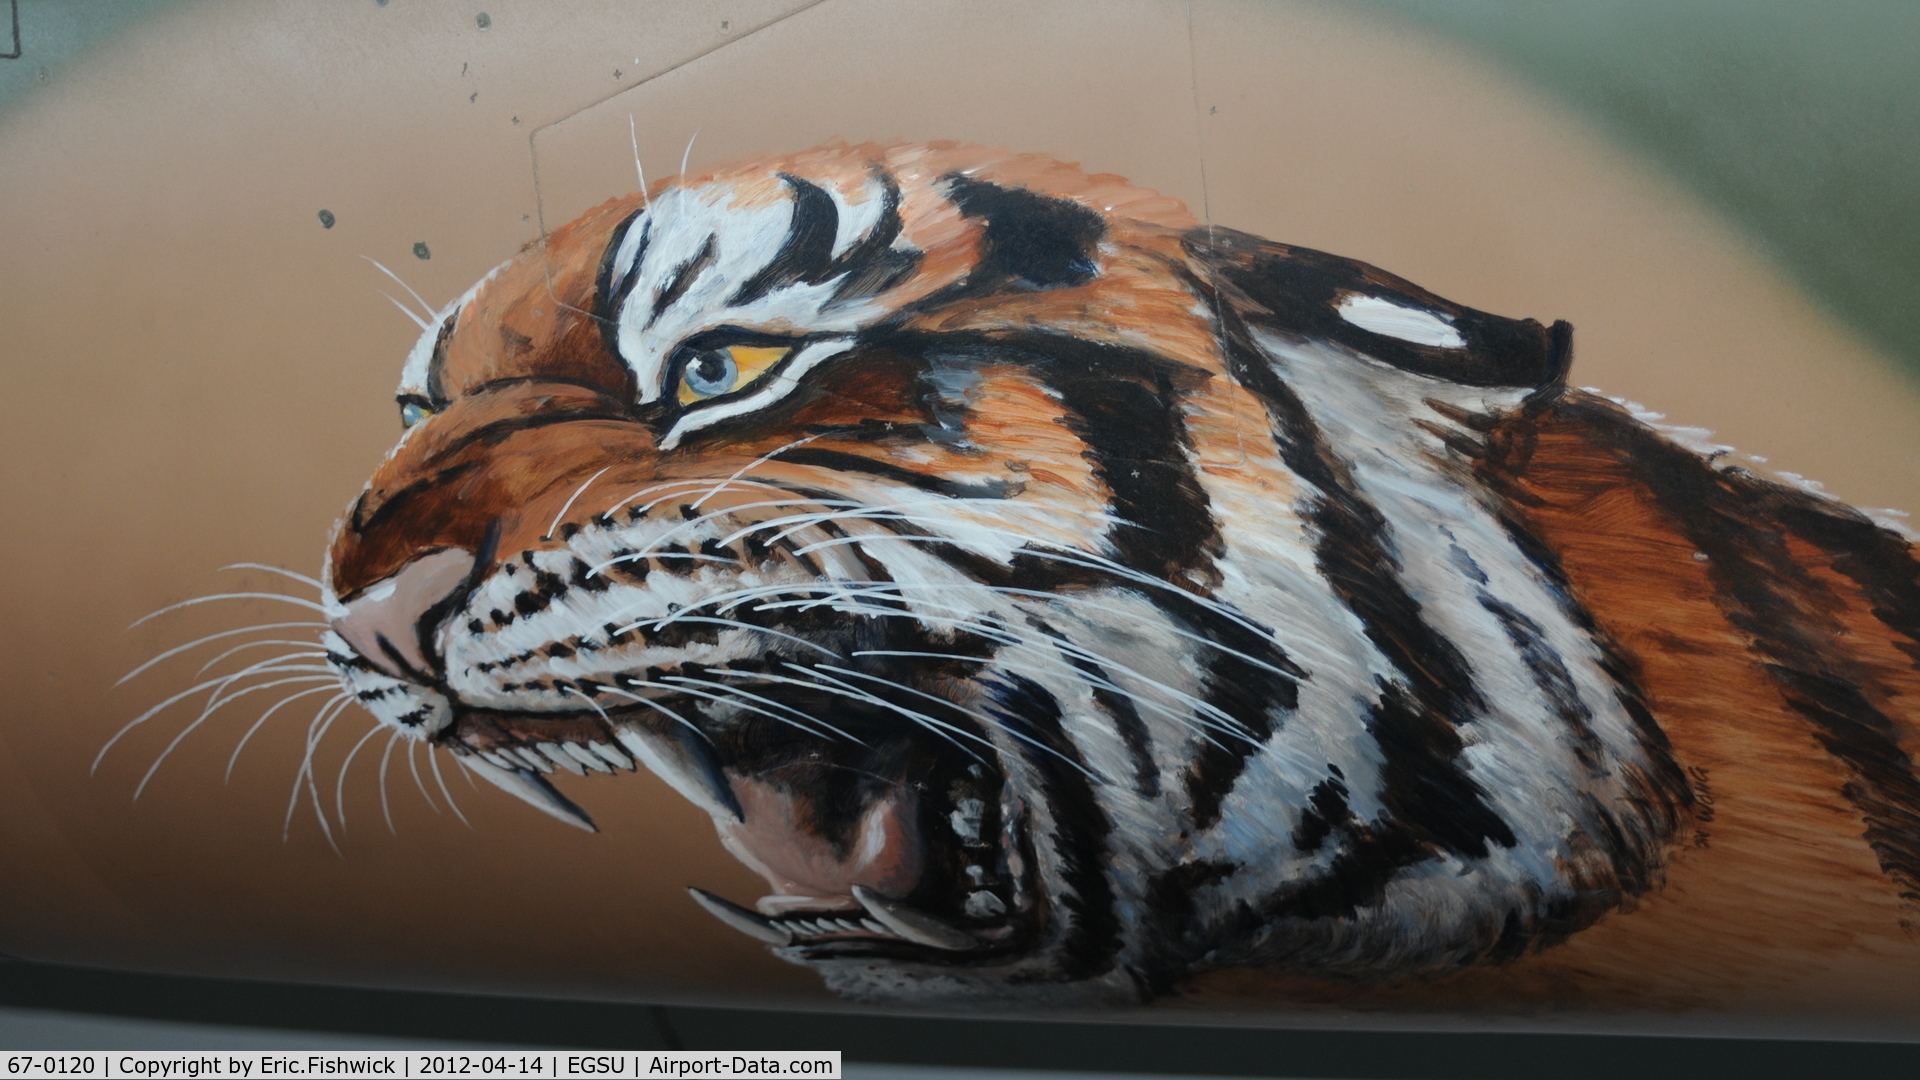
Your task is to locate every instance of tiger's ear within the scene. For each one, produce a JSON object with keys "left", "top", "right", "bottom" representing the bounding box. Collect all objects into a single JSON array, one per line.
[
  {"left": 1192, "top": 228, "right": 1573, "bottom": 396},
  {"left": 945, "top": 176, "right": 1106, "bottom": 290}
]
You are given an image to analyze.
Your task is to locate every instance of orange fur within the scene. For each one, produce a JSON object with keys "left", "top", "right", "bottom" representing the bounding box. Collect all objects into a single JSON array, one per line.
[{"left": 329, "top": 144, "right": 1920, "bottom": 1017}]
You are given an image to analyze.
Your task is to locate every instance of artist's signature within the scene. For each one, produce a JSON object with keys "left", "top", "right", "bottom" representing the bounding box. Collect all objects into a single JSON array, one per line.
[{"left": 1688, "top": 764, "right": 1715, "bottom": 848}]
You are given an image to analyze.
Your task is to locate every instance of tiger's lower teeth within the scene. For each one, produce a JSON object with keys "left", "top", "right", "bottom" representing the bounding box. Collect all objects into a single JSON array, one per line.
[
  {"left": 561, "top": 741, "right": 610, "bottom": 773},
  {"left": 586, "top": 740, "right": 634, "bottom": 771},
  {"left": 965, "top": 890, "right": 1007, "bottom": 918},
  {"left": 852, "top": 885, "right": 977, "bottom": 951},
  {"left": 687, "top": 888, "right": 792, "bottom": 946},
  {"left": 537, "top": 743, "right": 586, "bottom": 776},
  {"left": 689, "top": 889, "right": 932, "bottom": 945}
]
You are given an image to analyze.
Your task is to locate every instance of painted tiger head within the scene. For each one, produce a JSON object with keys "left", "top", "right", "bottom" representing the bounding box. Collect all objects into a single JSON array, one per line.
[{"left": 322, "top": 142, "right": 1695, "bottom": 1003}]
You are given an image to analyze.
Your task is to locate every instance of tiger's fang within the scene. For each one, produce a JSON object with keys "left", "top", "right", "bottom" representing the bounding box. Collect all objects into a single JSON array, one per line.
[
  {"left": 462, "top": 754, "right": 598, "bottom": 832},
  {"left": 688, "top": 887, "right": 794, "bottom": 946},
  {"left": 851, "top": 885, "right": 976, "bottom": 951}
]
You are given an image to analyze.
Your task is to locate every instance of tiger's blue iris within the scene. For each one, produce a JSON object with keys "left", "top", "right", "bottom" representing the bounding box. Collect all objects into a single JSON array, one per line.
[{"left": 683, "top": 349, "right": 740, "bottom": 398}]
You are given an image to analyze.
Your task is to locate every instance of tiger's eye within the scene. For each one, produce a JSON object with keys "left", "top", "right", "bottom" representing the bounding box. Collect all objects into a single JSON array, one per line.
[
  {"left": 400, "top": 402, "right": 433, "bottom": 427},
  {"left": 683, "top": 349, "right": 739, "bottom": 398}
]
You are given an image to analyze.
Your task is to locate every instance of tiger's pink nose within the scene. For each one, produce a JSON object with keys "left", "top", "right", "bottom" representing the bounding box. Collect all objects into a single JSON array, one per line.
[{"left": 330, "top": 548, "right": 477, "bottom": 681}]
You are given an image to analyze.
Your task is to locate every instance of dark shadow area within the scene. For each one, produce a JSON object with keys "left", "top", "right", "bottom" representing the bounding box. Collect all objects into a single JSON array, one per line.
[{"left": 4, "top": 958, "right": 1919, "bottom": 1078}]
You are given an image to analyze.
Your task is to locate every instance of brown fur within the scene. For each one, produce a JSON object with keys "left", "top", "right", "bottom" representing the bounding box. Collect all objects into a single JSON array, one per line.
[
  {"left": 1185, "top": 396, "right": 1920, "bottom": 1018},
  {"left": 329, "top": 144, "right": 1920, "bottom": 1017}
]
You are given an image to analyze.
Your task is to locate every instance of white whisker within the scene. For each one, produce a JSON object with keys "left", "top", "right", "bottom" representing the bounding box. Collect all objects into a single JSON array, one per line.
[
  {"left": 308, "top": 767, "right": 343, "bottom": 856},
  {"left": 595, "top": 477, "right": 804, "bottom": 545},
  {"left": 99, "top": 652, "right": 336, "bottom": 773},
  {"left": 598, "top": 478, "right": 713, "bottom": 522},
  {"left": 283, "top": 695, "right": 351, "bottom": 844},
  {"left": 788, "top": 595, "right": 1253, "bottom": 742},
  {"left": 130, "top": 592, "right": 329, "bottom": 629},
  {"left": 559, "top": 685, "right": 618, "bottom": 729},
  {"left": 628, "top": 114, "right": 650, "bottom": 209},
  {"left": 408, "top": 739, "right": 439, "bottom": 814},
  {"left": 593, "top": 685, "right": 706, "bottom": 741},
  {"left": 690, "top": 434, "right": 824, "bottom": 511},
  {"left": 853, "top": 646, "right": 1230, "bottom": 753},
  {"left": 116, "top": 621, "right": 327, "bottom": 687},
  {"left": 764, "top": 585, "right": 1258, "bottom": 739},
  {"left": 835, "top": 580, "right": 1302, "bottom": 685},
  {"left": 227, "top": 687, "right": 345, "bottom": 783},
  {"left": 766, "top": 511, "right": 1282, "bottom": 648},
  {"left": 652, "top": 675, "right": 857, "bottom": 744},
  {"left": 383, "top": 292, "right": 432, "bottom": 330},
  {"left": 220, "top": 563, "right": 325, "bottom": 593},
  {"left": 595, "top": 551, "right": 738, "bottom": 580},
  {"left": 378, "top": 731, "right": 401, "bottom": 834},
  {"left": 334, "top": 718, "right": 385, "bottom": 826},
  {"left": 809, "top": 664, "right": 1107, "bottom": 782},
  {"left": 713, "top": 498, "right": 1012, "bottom": 552},
  {"left": 361, "top": 255, "right": 439, "bottom": 322},
  {"left": 334, "top": 721, "right": 386, "bottom": 831},
  {"left": 719, "top": 666, "right": 989, "bottom": 763},
  {"left": 429, "top": 745, "right": 470, "bottom": 828},
  {"left": 679, "top": 129, "right": 699, "bottom": 177},
  {"left": 545, "top": 465, "right": 612, "bottom": 541},
  {"left": 612, "top": 614, "right": 835, "bottom": 659},
  {"left": 195, "top": 642, "right": 329, "bottom": 676},
  {"left": 585, "top": 496, "right": 841, "bottom": 580},
  {"left": 670, "top": 579, "right": 851, "bottom": 620},
  {"left": 132, "top": 674, "right": 337, "bottom": 801},
  {"left": 715, "top": 581, "right": 1252, "bottom": 744},
  {"left": 304, "top": 697, "right": 353, "bottom": 846}
]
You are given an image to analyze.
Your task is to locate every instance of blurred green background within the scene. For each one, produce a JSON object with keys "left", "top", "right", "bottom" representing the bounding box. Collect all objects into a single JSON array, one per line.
[{"left": 4, "top": 0, "right": 1917, "bottom": 381}]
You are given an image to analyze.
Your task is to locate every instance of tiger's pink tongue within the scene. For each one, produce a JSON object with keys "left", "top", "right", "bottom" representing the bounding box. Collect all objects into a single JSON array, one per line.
[{"left": 715, "top": 773, "right": 924, "bottom": 916}]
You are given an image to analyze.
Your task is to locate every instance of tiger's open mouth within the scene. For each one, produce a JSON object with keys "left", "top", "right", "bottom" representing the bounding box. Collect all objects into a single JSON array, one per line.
[{"left": 441, "top": 699, "right": 1043, "bottom": 962}]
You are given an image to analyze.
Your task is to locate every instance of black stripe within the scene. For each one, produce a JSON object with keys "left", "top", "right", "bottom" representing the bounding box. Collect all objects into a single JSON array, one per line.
[
  {"left": 346, "top": 402, "right": 632, "bottom": 539},
  {"left": 945, "top": 175, "right": 1104, "bottom": 289},
  {"left": 829, "top": 327, "right": 1232, "bottom": 595},
  {"left": 425, "top": 307, "right": 459, "bottom": 408},
  {"left": 1549, "top": 395, "right": 1920, "bottom": 906},
  {"left": 885, "top": 179, "right": 1104, "bottom": 318},
  {"left": 1470, "top": 544, "right": 1688, "bottom": 897},
  {"left": 1478, "top": 592, "right": 1604, "bottom": 768},
  {"left": 825, "top": 169, "right": 917, "bottom": 305},
  {"left": 731, "top": 174, "right": 841, "bottom": 306},
  {"left": 1183, "top": 642, "right": 1298, "bottom": 832},
  {"left": 1139, "top": 858, "right": 1238, "bottom": 994},
  {"left": 1291, "top": 774, "right": 1356, "bottom": 854},
  {"left": 830, "top": 248, "right": 922, "bottom": 307},
  {"left": 647, "top": 234, "right": 716, "bottom": 327},
  {"left": 431, "top": 407, "right": 635, "bottom": 461},
  {"left": 1766, "top": 665, "right": 1920, "bottom": 903},
  {"left": 460, "top": 373, "right": 637, "bottom": 400},
  {"left": 830, "top": 170, "right": 903, "bottom": 270},
  {"left": 1173, "top": 595, "right": 1304, "bottom": 832},
  {"left": 773, "top": 446, "right": 1021, "bottom": 500},
  {"left": 593, "top": 209, "right": 649, "bottom": 355},
  {"left": 1477, "top": 499, "right": 1690, "bottom": 880},
  {"left": 981, "top": 673, "right": 1120, "bottom": 981},
  {"left": 1770, "top": 495, "right": 1920, "bottom": 674},
  {"left": 1031, "top": 619, "right": 1160, "bottom": 798},
  {"left": 1022, "top": 335, "right": 1222, "bottom": 584},
  {"left": 1190, "top": 245, "right": 1516, "bottom": 863},
  {"left": 1187, "top": 226, "right": 1569, "bottom": 391},
  {"left": 347, "top": 461, "right": 481, "bottom": 537}
]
